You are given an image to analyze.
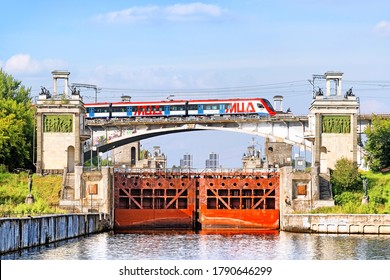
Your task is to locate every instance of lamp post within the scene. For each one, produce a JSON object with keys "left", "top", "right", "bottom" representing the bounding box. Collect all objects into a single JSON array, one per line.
[
  {"left": 98, "top": 152, "right": 103, "bottom": 170},
  {"left": 15, "top": 168, "right": 34, "bottom": 204},
  {"left": 92, "top": 146, "right": 97, "bottom": 170}
]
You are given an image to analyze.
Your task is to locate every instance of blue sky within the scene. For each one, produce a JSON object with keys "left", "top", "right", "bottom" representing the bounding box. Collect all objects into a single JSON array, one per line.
[{"left": 1, "top": 0, "right": 390, "bottom": 168}]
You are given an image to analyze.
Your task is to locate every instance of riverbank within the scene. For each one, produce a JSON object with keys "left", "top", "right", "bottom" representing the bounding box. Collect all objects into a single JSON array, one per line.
[
  {"left": 0, "top": 213, "right": 110, "bottom": 254},
  {"left": 2, "top": 212, "right": 390, "bottom": 255}
]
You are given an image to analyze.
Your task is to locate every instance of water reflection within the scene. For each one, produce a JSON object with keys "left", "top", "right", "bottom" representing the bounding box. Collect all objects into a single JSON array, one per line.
[{"left": 2, "top": 230, "right": 390, "bottom": 260}]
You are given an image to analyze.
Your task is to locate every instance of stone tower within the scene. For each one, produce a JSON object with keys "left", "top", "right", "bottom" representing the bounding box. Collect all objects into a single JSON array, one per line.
[
  {"left": 35, "top": 71, "right": 90, "bottom": 174},
  {"left": 308, "top": 71, "right": 359, "bottom": 174}
]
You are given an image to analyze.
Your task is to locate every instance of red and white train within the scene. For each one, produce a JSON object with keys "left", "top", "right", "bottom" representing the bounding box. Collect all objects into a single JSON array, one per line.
[{"left": 85, "top": 97, "right": 276, "bottom": 119}]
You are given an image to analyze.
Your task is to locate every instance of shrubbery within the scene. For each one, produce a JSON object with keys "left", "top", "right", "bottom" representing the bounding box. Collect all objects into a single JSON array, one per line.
[
  {"left": 0, "top": 172, "right": 64, "bottom": 216},
  {"left": 331, "top": 157, "right": 362, "bottom": 195},
  {"left": 311, "top": 169, "right": 390, "bottom": 214}
]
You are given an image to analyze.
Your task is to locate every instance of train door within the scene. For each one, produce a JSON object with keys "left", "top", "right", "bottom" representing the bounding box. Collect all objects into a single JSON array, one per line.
[
  {"left": 89, "top": 107, "right": 95, "bottom": 117},
  {"left": 164, "top": 106, "right": 170, "bottom": 116},
  {"left": 126, "top": 106, "right": 132, "bottom": 117},
  {"left": 219, "top": 104, "right": 225, "bottom": 114},
  {"left": 198, "top": 104, "right": 204, "bottom": 115}
]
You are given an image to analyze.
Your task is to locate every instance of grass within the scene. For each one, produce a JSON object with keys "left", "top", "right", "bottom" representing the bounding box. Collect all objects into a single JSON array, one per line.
[
  {"left": 0, "top": 172, "right": 65, "bottom": 216},
  {"left": 310, "top": 171, "right": 390, "bottom": 214}
]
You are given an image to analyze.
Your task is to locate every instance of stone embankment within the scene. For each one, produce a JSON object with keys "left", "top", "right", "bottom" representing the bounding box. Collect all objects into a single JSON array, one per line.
[
  {"left": 0, "top": 213, "right": 111, "bottom": 254},
  {"left": 281, "top": 214, "right": 390, "bottom": 234}
]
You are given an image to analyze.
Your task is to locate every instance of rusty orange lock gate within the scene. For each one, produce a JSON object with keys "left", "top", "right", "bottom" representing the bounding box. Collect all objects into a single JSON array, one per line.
[{"left": 114, "top": 170, "right": 279, "bottom": 230}]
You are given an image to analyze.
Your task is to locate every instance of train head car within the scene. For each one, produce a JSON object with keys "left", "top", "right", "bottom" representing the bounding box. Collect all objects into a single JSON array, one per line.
[
  {"left": 259, "top": 98, "right": 277, "bottom": 116},
  {"left": 187, "top": 98, "right": 276, "bottom": 117}
]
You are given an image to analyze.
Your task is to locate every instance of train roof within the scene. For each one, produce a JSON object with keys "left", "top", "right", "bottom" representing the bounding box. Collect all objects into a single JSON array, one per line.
[{"left": 84, "top": 97, "right": 270, "bottom": 107}]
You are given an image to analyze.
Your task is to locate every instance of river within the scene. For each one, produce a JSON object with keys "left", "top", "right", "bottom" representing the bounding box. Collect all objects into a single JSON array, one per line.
[{"left": 2, "top": 230, "right": 390, "bottom": 260}]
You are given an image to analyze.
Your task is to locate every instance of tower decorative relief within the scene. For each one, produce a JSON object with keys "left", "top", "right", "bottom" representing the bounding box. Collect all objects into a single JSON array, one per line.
[
  {"left": 43, "top": 115, "right": 73, "bottom": 133},
  {"left": 322, "top": 116, "right": 350, "bottom": 134}
]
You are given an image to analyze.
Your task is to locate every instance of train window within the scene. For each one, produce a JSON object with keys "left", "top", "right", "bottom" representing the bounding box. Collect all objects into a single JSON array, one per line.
[
  {"left": 96, "top": 107, "right": 109, "bottom": 113},
  {"left": 188, "top": 105, "right": 197, "bottom": 110},
  {"left": 112, "top": 106, "right": 126, "bottom": 112},
  {"left": 151, "top": 106, "right": 162, "bottom": 111},
  {"left": 257, "top": 103, "right": 264, "bottom": 109},
  {"left": 171, "top": 105, "right": 184, "bottom": 111},
  {"left": 262, "top": 99, "right": 275, "bottom": 111},
  {"left": 205, "top": 105, "right": 219, "bottom": 110}
]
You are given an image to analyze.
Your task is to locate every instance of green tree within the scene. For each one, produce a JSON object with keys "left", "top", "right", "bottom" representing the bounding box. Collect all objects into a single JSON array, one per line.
[
  {"left": 0, "top": 69, "right": 34, "bottom": 171},
  {"left": 331, "top": 157, "right": 362, "bottom": 195},
  {"left": 0, "top": 69, "right": 31, "bottom": 105},
  {"left": 364, "top": 115, "right": 390, "bottom": 172}
]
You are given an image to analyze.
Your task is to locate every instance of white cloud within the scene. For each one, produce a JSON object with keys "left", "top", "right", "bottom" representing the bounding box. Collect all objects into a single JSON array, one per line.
[
  {"left": 4, "top": 54, "right": 40, "bottom": 74},
  {"left": 165, "top": 2, "right": 222, "bottom": 17},
  {"left": 92, "top": 2, "right": 225, "bottom": 24},
  {"left": 3, "top": 54, "right": 67, "bottom": 75},
  {"left": 374, "top": 20, "right": 390, "bottom": 37},
  {"left": 93, "top": 6, "right": 159, "bottom": 23}
]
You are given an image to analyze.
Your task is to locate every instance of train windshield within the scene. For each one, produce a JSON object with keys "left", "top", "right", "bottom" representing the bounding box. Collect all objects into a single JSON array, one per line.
[{"left": 262, "top": 99, "right": 275, "bottom": 112}]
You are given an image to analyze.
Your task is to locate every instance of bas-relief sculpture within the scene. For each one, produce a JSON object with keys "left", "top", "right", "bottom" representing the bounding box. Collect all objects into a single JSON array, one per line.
[
  {"left": 43, "top": 115, "right": 73, "bottom": 133},
  {"left": 322, "top": 116, "right": 351, "bottom": 134}
]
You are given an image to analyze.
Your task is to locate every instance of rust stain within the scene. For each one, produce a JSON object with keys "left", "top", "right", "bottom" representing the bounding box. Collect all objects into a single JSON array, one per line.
[{"left": 114, "top": 170, "right": 279, "bottom": 230}]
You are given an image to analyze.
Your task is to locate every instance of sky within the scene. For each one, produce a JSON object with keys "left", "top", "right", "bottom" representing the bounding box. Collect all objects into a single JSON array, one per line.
[{"left": 1, "top": 0, "right": 390, "bottom": 168}]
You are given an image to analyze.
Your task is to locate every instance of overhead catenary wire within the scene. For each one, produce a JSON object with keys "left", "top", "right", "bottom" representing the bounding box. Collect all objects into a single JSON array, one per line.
[
  {"left": 86, "top": 80, "right": 311, "bottom": 102},
  {"left": 29, "top": 79, "right": 390, "bottom": 103}
]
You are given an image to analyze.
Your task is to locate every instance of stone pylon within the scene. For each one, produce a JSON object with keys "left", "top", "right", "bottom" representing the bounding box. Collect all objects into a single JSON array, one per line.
[{"left": 35, "top": 71, "right": 90, "bottom": 174}]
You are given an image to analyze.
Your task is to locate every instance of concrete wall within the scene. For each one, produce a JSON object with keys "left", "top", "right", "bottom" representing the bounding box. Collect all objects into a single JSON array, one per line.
[
  {"left": 0, "top": 213, "right": 108, "bottom": 254},
  {"left": 43, "top": 133, "right": 75, "bottom": 171},
  {"left": 71, "top": 166, "right": 114, "bottom": 215},
  {"left": 279, "top": 167, "right": 318, "bottom": 213},
  {"left": 281, "top": 214, "right": 390, "bottom": 234},
  {"left": 320, "top": 129, "right": 355, "bottom": 173},
  {"left": 264, "top": 140, "right": 293, "bottom": 167}
]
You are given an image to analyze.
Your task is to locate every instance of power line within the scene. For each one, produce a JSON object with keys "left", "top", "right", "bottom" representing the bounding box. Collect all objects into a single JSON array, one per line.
[{"left": 29, "top": 78, "right": 390, "bottom": 103}]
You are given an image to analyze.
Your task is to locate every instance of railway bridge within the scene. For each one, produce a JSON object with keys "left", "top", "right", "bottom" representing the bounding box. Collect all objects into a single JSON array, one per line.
[{"left": 33, "top": 70, "right": 387, "bottom": 230}]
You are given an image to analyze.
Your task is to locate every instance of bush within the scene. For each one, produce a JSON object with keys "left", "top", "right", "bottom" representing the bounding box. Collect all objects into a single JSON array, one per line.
[
  {"left": 334, "top": 191, "right": 361, "bottom": 206},
  {"left": 331, "top": 157, "right": 362, "bottom": 195},
  {"left": 0, "top": 164, "right": 8, "bottom": 173}
]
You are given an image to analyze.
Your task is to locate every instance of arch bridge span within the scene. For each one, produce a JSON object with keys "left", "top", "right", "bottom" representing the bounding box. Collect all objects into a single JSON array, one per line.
[{"left": 84, "top": 115, "right": 311, "bottom": 159}]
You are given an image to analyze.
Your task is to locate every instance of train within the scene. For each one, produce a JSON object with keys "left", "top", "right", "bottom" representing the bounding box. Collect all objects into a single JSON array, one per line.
[{"left": 84, "top": 97, "right": 277, "bottom": 119}]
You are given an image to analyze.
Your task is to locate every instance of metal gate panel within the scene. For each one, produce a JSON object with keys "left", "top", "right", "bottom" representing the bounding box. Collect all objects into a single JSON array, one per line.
[{"left": 114, "top": 171, "right": 279, "bottom": 230}]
